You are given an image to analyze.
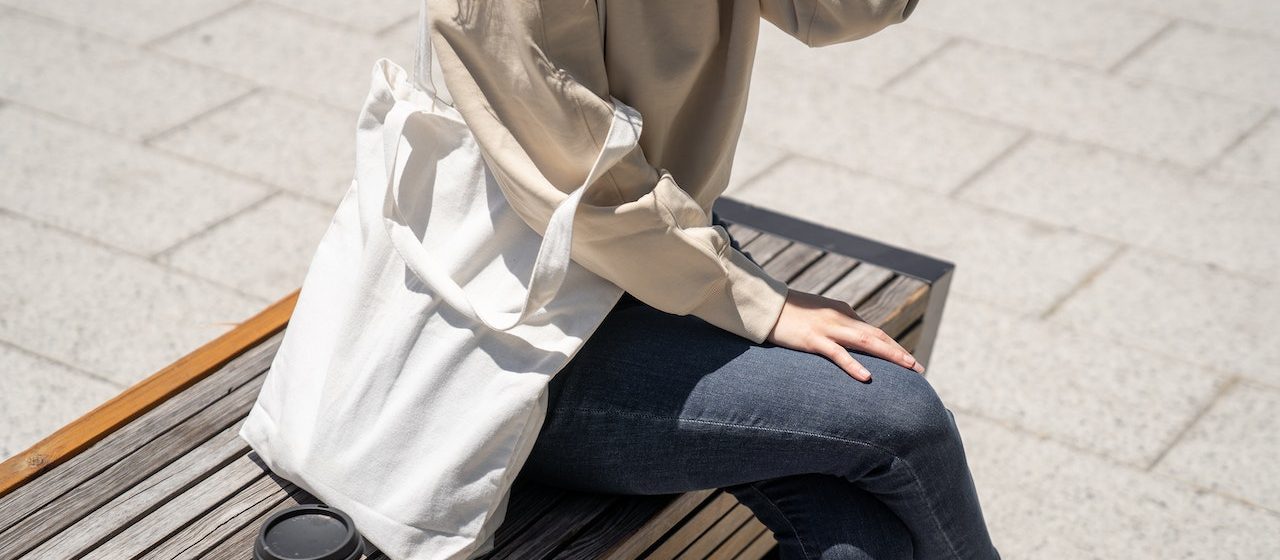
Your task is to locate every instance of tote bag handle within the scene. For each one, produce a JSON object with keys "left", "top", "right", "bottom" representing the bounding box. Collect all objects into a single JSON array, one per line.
[
  {"left": 385, "top": 1, "right": 632, "bottom": 332},
  {"left": 380, "top": 100, "right": 639, "bottom": 332}
]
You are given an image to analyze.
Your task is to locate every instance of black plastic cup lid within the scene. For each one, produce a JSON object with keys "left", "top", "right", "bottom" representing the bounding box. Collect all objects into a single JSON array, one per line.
[{"left": 255, "top": 504, "right": 364, "bottom": 560}]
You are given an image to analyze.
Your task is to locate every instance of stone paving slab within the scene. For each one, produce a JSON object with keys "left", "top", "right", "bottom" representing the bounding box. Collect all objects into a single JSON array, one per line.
[
  {"left": 0, "top": 0, "right": 242, "bottom": 44},
  {"left": 753, "top": 22, "right": 948, "bottom": 90},
  {"left": 743, "top": 52, "right": 1023, "bottom": 193},
  {"left": 1118, "top": 22, "right": 1280, "bottom": 109},
  {"left": 1050, "top": 250, "right": 1280, "bottom": 387},
  {"left": 0, "top": 107, "right": 270, "bottom": 256},
  {"left": 0, "top": 344, "right": 120, "bottom": 459},
  {"left": 0, "top": 214, "right": 263, "bottom": 386},
  {"left": 152, "top": 2, "right": 410, "bottom": 111},
  {"left": 265, "top": 0, "right": 416, "bottom": 34},
  {"left": 930, "top": 294, "right": 1227, "bottom": 467},
  {"left": 149, "top": 90, "right": 356, "bottom": 204},
  {"left": 907, "top": 0, "right": 1169, "bottom": 69},
  {"left": 958, "top": 136, "right": 1280, "bottom": 280},
  {"left": 1115, "top": 0, "right": 1280, "bottom": 41},
  {"left": 888, "top": 41, "right": 1268, "bottom": 168},
  {"left": 1154, "top": 381, "right": 1280, "bottom": 513},
  {"left": 734, "top": 158, "right": 1118, "bottom": 314},
  {"left": 1207, "top": 114, "right": 1280, "bottom": 187},
  {"left": 958, "top": 412, "right": 1280, "bottom": 558},
  {"left": 160, "top": 193, "right": 338, "bottom": 301},
  {"left": 0, "top": 12, "right": 253, "bottom": 140}
]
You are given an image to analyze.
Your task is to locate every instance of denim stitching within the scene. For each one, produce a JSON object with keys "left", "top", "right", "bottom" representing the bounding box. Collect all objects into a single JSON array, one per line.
[
  {"left": 571, "top": 406, "right": 966, "bottom": 559},
  {"left": 746, "top": 480, "right": 813, "bottom": 560}
]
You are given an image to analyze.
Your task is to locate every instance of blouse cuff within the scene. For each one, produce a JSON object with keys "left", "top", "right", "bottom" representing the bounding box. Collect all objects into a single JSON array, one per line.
[{"left": 687, "top": 245, "right": 790, "bottom": 344}]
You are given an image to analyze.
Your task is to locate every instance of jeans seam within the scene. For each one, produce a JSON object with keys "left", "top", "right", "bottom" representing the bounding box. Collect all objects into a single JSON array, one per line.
[
  {"left": 746, "top": 480, "right": 813, "bottom": 560},
  {"left": 571, "top": 406, "right": 965, "bottom": 559}
]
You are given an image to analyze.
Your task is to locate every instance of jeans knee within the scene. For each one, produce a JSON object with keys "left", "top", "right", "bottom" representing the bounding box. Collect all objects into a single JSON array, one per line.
[{"left": 878, "top": 371, "right": 959, "bottom": 455}]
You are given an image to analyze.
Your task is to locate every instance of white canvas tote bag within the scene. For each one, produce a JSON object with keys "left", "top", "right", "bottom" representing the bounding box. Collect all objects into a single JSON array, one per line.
[{"left": 238, "top": 2, "right": 636, "bottom": 558}]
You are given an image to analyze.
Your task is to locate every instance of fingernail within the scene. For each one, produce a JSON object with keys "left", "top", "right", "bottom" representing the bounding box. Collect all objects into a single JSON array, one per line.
[
  {"left": 914, "top": 363, "right": 925, "bottom": 373},
  {"left": 860, "top": 367, "right": 873, "bottom": 382}
]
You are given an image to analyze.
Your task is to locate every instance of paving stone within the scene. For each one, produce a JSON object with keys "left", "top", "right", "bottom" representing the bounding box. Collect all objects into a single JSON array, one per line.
[
  {"left": 724, "top": 138, "right": 789, "bottom": 196},
  {"left": 0, "top": 108, "right": 269, "bottom": 256},
  {"left": 735, "top": 158, "right": 1116, "bottom": 314},
  {"left": 1050, "top": 250, "right": 1280, "bottom": 386},
  {"left": 959, "top": 136, "right": 1280, "bottom": 280},
  {"left": 956, "top": 412, "right": 1280, "bottom": 558},
  {"left": 888, "top": 42, "right": 1268, "bottom": 168},
  {"left": 161, "top": 194, "right": 337, "bottom": 301},
  {"left": 153, "top": 2, "right": 395, "bottom": 110},
  {"left": 0, "top": 215, "right": 264, "bottom": 386},
  {"left": 1118, "top": 22, "right": 1280, "bottom": 108},
  {"left": 1115, "top": 0, "right": 1280, "bottom": 41},
  {"left": 0, "top": 13, "right": 252, "bottom": 139},
  {"left": 1155, "top": 381, "right": 1280, "bottom": 513},
  {"left": 1207, "top": 114, "right": 1280, "bottom": 188},
  {"left": 753, "top": 19, "right": 948, "bottom": 90},
  {"left": 743, "top": 61, "right": 1023, "bottom": 193},
  {"left": 265, "top": 0, "right": 417, "bottom": 33},
  {"left": 150, "top": 90, "right": 355, "bottom": 204},
  {"left": 0, "top": 0, "right": 241, "bottom": 44},
  {"left": 908, "top": 0, "right": 1169, "bottom": 69},
  {"left": 0, "top": 344, "right": 121, "bottom": 460},
  {"left": 930, "top": 294, "right": 1226, "bottom": 467}
]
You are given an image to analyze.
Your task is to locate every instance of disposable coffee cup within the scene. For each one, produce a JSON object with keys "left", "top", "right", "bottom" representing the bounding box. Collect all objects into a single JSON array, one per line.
[{"left": 255, "top": 504, "right": 364, "bottom": 560}]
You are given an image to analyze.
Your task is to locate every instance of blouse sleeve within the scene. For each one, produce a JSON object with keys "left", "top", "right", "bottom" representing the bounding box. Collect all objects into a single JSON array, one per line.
[
  {"left": 423, "top": 1, "right": 790, "bottom": 343},
  {"left": 759, "top": 0, "right": 921, "bottom": 47}
]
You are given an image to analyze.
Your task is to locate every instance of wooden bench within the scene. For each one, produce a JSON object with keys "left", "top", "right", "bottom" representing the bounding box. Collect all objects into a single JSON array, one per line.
[{"left": 0, "top": 197, "right": 954, "bottom": 559}]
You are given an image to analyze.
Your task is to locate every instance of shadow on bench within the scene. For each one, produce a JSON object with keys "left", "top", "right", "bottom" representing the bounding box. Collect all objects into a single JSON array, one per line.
[{"left": 0, "top": 197, "right": 953, "bottom": 559}]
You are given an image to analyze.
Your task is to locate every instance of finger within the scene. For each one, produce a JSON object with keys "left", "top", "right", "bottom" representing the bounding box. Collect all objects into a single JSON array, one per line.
[
  {"left": 815, "top": 338, "right": 872, "bottom": 382},
  {"left": 833, "top": 324, "right": 925, "bottom": 375}
]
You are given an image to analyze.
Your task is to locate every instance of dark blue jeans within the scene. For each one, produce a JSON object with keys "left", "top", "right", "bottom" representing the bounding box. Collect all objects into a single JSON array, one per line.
[{"left": 521, "top": 215, "right": 1000, "bottom": 560}]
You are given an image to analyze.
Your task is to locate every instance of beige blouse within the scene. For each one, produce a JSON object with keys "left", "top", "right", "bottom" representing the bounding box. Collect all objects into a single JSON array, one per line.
[{"left": 425, "top": 0, "right": 919, "bottom": 343}]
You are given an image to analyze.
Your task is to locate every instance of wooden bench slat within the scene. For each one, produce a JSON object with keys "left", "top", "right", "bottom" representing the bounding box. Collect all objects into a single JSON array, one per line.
[
  {"left": 139, "top": 468, "right": 298, "bottom": 560},
  {"left": 787, "top": 253, "right": 860, "bottom": 294},
  {"left": 738, "top": 232, "right": 791, "bottom": 266},
  {"left": 483, "top": 478, "right": 575, "bottom": 553},
  {"left": 0, "top": 370, "right": 269, "bottom": 557},
  {"left": 597, "top": 489, "right": 714, "bottom": 560},
  {"left": 201, "top": 482, "right": 320, "bottom": 560},
  {"left": 481, "top": 492, "right": 615, "bottom": 559},
  {"left": 0, "top": 334, "right": 279, "bottom": 533},
  {"left": 897, "top": 319, "right": 925, "bottom": 353},
  {"left": 18, "top": 417, "right": 251, "bottom": 559},
  {"left": 725, "top": 223, "right": 762, "bottom": 248},
  {"left": 762, "top": 243, "right": 826, "bottom": 282},
  {"left": 81, "top": 452, "right": 269, "bottom": 559},
  {"left": 676, "top": 501, "right": 756, "bottom": 560},
  {"left": 739, "top": 528, "right": 778, "bottom": 559},
  {"left": 855, "top": 275, "right": 929, "bottom": 339},
  {"left": 822, "top": 262, "right": 897, "bottom": 309},
  {"left": 709, "top": 517, "right": 770, "bottom": 560},
  {"left": 546, "top": 491, "right": 693, "bottom": 559},
  {"left": 643, "top": 491, "right": 739, "bottom": 558}
]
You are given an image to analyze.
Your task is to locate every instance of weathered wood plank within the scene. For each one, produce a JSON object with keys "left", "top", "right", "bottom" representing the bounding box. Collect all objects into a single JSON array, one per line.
[
  {"left": 643, "top": 491, "right": 739, "bottom": 558},
  {"left": 0, "top": 333, "right": 279, "bottom": 532},
  {"left": 738, "top": 232, "right": 791, "bottom": 266},
  {"left": 787, "top": 253, "right": 860, "bottom": 294},
  {"left": 676, "top": 503, "right": 755, "bottom": 560},
  {"left": 0, "top": 294, "right": 295, "bottom": 497},
  {"left": 483, "top": 492, "right": 616, "bottom": 560},
  {"left": 550, "top": 491, "right": 695, "bottom": 559},
  {"left": 81, "top": 452, "right": 270, "bottom": 559},
  {"left": 856, "top": 275, "right": 929, "bottom": 339},
  {"left": 762, "top": 243, "right": 826, "bottom": 283},
  {"left": 897, "top": 319, "right": 924, "bottom": 354},
  {"left": 725, "top": 223, "right": 761, "bottom": 247},
  {"left": 139, "top": 471, "right": 297, "bottom": 560},
  {"left": 201, "top": 484, "right": 321, "bottom": 560},
  {"left": 17, "top": 417, "right": 251, "bottom": 559},
  {"left": 709, "top": 516, "right": 768, "bottom": 560},
  {"left": 822, "top": 263, "right": 896, "bottom": 309},
  {"left": 598, "top": 489, "right": 714, "bottom": 560},
  {"left": 737, "top": 529, "right": 778, "bottom": 560},
  {"left": 483, "top": 478, "right": 572, "bottom": 554},
  {"left": 0, "top": 369, "right": 269, "bottom": 557}
]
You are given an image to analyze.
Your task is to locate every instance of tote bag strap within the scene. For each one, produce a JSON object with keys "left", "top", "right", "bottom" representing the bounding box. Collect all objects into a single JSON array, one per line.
[
  {"left": 414, "top": 0, "right": 607, "bottom": 94},
  {"left": 380, "top": 97, "right": 640, "bottom": 332}
]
